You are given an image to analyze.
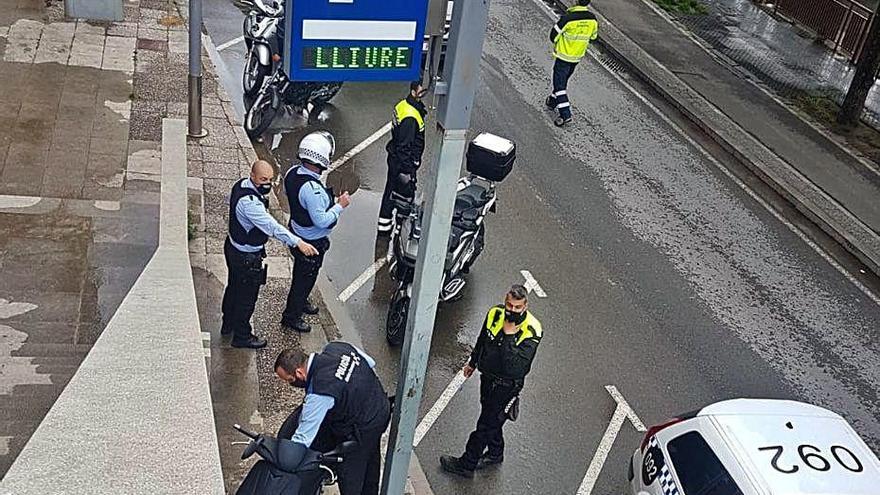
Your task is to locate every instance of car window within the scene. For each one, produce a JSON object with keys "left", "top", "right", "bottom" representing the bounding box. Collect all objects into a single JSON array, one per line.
[{"left": 667, "top": 431, "right": 744, "bottom": 495}]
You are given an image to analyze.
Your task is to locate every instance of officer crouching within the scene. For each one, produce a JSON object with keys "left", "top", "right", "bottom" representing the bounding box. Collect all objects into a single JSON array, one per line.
[
  {"left": 221, "top": 160, "right": 318, "bottom": 349},
  {"left": 440, "top": 284, "right": 543, "bottom": 477}
]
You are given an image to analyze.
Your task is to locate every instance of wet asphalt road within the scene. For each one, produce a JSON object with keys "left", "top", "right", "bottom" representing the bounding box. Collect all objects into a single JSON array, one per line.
[{"left": 203, "top": 0, "right": 880, "bottom": 493}]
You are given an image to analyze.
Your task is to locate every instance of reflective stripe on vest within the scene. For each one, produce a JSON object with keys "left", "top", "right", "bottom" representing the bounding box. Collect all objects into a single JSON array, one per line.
[
  {"left": 393, "top": 99, "right": 425, "bottom": 131},
  {"left": 485, "top": 307, "right": 543, "bottom": 346},
  {"left": 554, "top": 6, "right": 598, "bottom": 63}
]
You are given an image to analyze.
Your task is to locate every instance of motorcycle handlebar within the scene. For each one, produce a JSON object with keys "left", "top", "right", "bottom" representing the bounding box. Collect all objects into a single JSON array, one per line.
[{"left": 233, "top": 423, "right": 259, "bottom": 440}]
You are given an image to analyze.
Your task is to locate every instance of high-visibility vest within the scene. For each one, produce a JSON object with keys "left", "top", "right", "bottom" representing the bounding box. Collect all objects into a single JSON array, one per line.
[
  {"left": 393, "top": 99, "right": 425, "bottom": 131},
  {"left": 553, "top": 6, "right": 599, "bottom": 63},
  {"left": 484, "top": 306, "right": 543, "bottom": 346}
]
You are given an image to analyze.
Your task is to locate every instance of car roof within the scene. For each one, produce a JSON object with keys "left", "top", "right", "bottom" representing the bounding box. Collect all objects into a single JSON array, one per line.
[{"left": 696, "top": 399, "right": 880, "bottom": 495}]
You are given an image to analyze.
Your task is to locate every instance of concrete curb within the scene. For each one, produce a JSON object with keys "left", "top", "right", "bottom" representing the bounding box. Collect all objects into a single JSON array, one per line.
[
  {"left": 0, "top": 119, "right": 224, "bottom": 494},
  {"left": 582, "top": 4, "right": 880, "bottom": 275}
]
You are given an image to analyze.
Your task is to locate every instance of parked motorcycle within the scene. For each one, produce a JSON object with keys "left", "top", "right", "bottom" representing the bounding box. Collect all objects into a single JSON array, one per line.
[
  {"left": 241, "top": 0, "right": 283, "bottom": 97},
  {"left": 233, "top": 406, "right": 355, "bottom": 495},
  {"left": 385, "top": 133, "right": 515, "bottom": 346}
]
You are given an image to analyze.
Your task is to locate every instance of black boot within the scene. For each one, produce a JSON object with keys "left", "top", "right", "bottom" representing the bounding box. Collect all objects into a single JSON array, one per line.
[
  {"left": 281, "top": 316, "right": 312, "bottom": 333},
  {"left": 231, "top": 335, "right": 267, "bottom": 349},
  {"left": 440, "top": 455, "right": 474, "bottom": 479},
  {"left": 303, "top": 301, "right": 319, "bottom": 315},
  {"left": 475, "top": 453, "right": 503, "bottom": 470}
]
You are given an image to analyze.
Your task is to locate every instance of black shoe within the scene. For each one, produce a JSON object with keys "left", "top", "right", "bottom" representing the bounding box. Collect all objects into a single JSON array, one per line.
[
  {"left": 475, "top": 453, "right": 503, "bottom": 470},
  {"left": 303, "top": 301, "right": 319, "bottom": 315},
  {"left": 545, "top": 95, "right": 555, "bottom": 110},
  {"left": 554, "top": 116, "right": 572, "bottom": 127},
  {"left": 231, "top": 335, "right": 267, "bottom": 349},
  {"left": 281, "top": 317, "right": 312, "bottom": 333},
  {"left": 440, "top": 455, "right": 474, "bottom": 479}
]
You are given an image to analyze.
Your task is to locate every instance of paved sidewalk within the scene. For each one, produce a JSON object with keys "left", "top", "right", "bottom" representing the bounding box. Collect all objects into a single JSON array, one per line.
[
  {"left": 0, "top": 0, "right": 165, "bottom": 476},
  {"left": 587, "top": 0, "right": 880, "bottom": 273},
  {"left": 670, "top": 0, "right": 880, "bottom": 127}
]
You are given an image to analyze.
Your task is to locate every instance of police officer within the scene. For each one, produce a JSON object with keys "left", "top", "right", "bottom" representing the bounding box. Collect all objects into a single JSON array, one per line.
[
  {"left": 275, "top": 342, "right": 390, "bottom": 495},
  {"left": 377, "top": 81, "right": 428, "bottom": 235},
  {"left": 545, "top": 0, "right": 599, "bottom": 127},
  {"left": 440, "top": 285, "right": 542, "bottom": 478},
  {"left": 221, "top": 160, "right": 318, "bottom": 349},
  {"left": 281, "top": 131, "right": 350, "bottom": 333}
]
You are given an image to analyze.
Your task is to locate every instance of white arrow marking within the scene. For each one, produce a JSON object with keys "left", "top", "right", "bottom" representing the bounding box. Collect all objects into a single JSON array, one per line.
[
  {"left": 520, "top": 269, "right": 547, "bottom": 298},
  {"left": 577, "top": 385, "right": 646, "bottom": 495}
]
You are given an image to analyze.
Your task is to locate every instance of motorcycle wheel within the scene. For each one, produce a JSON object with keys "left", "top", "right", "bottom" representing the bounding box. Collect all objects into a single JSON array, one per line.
[
  {"left": 385, "top": 289, "right": 410, "bottom": 347},
  {"left": 244, "top": 89, "right": 277, "bottom": 139},
  {"left": 242, "top": 49, "right": 270, "bottom": 97}
]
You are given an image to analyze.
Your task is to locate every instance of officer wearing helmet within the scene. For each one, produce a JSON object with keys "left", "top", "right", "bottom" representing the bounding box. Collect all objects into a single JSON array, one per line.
[
  {"left": 221, "top": 160, "right": 318, "bottom": 349},
  {"left": 281, "top": 131, "right": 350, "bottom": 333}
]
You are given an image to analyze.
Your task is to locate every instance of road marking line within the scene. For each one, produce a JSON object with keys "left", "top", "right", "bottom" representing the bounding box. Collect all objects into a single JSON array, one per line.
[
  {"left": 414, "top": 371, "right": 468, "bottom": 447},
  {"left": 216, "top": 35, "right": 245, "bottom": 52},
  {"left": 337, "top": 253, "right": 390, "bottom": 302},
  {"left": 327, "top": 121, "right": 393, "bottom": 174},
  {"left": 520, "top": 269, "right": 547, "bottom": 298},
  {"left": 606, "top": 384, "right": 646, "bottom": 431},
  {"left": 577, "top": 385, "right": 646, "bottom": 495},
  {"left": 526, "top": 0, "right": 880, "bottom": 307}
]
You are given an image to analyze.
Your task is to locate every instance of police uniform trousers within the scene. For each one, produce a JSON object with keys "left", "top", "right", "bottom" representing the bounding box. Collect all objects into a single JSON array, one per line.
[
  {"left": 461, "top": 373, "right": 522, "bottom": 469},
  {"left": 378, "top": 156, "right": 414, "bottom": 231},
  {"left": 549, "top": 58, "right": 578, "bottom": 120},
  {"left": 283, "top": 236, "right": 330, "bottom": 322},
  {"left": 221, "top": 238, "right": 266, "bottom": 342},
  {"left": 310, "top": 414, "right": 390, "bottom": 495}
]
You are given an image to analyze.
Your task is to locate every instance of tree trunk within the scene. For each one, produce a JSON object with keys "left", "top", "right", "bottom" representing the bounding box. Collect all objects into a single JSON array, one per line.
[{"left": 838, "top": 5, "right": 880, "bottom": 128}]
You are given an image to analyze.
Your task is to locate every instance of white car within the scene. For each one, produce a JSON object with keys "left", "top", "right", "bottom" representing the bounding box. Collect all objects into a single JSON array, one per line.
[{"left": 630, "top": 399, "right": 880, "bottom": 495}]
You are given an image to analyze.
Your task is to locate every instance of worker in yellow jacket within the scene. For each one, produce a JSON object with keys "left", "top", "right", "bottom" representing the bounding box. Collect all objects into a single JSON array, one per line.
[{"left": 545, "top": 0, "right": 599, "bottom": 127}]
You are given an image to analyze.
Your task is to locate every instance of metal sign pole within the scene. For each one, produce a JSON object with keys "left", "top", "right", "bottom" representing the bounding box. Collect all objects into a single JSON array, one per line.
[
  {"left": 187, "top": 0, "right": 207, "bottom": 138},
  {"left": 380, "top": 0, "right": 491, "bottom": 493}
]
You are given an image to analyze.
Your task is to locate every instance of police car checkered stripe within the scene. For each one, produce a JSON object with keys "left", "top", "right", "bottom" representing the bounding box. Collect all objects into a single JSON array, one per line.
[{"left": 648, "top": 436, "right": 680, "bottom": 495}]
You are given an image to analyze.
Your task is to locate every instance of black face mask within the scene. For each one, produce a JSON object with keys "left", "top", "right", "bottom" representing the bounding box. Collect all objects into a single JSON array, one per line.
[
  {"left": 504, "top": 309, "right": 526, "bottom": 325},
  {"left": 289, "top": 377, "right": 307, "bottom": 389},
  {"left": 256, "top": 183, "right": 272, "bottom": 195}
]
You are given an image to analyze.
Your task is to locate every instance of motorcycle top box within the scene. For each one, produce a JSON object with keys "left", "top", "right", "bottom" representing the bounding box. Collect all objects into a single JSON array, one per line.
[{"left": 466, "top": 132, "right": 515, "bottom": 182}]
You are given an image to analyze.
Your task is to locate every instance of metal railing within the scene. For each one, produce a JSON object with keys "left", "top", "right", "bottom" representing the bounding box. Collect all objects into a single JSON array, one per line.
[{"left": 772, "top": 0, "right": 874, "bottom": 62}]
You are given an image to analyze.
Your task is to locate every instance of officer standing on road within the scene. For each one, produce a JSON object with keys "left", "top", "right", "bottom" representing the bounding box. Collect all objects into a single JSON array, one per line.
[
  {"left": 440, "top": 285, "right": 542, "bottom": 478},
  {"left": 545, "top": 0, "right": 598, "bottom": 127},
  {"left": 377, "top": 81, "right": 428, "bottom": 235},
  {"left": 221, "top": 160, "right": 318, "bottom": 349},
  {"left": 275, "top": 342, "right": 391, "bottom": 495},
  {"left": 281, "top": 131, "right": 350, "bottom": 333}
]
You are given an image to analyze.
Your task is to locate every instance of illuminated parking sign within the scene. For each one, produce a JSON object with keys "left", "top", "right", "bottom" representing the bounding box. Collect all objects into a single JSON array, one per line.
[{"left": 285, "top": 0, "right": 430, "bottom": 82}]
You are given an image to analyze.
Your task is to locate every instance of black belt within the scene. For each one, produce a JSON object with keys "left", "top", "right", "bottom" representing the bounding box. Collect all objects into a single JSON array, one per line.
[{"left": 483, "top": 373, "right": 523, "bottom": 389}]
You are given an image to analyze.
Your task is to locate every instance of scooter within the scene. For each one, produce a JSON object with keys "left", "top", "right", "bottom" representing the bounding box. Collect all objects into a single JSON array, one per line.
[
  {"left": 233, "top": 408, "right": 356, "bottom": 495},
  {"left": 385, "top": 133, "right": 515, "bottom": 346}
]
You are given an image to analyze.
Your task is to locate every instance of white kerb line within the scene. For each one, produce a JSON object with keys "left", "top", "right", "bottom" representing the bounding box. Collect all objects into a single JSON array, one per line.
[
  {"left": 577, "top": 386, "right": 646, "bottom": 495},
  {"left": 414, "top": 371, "right": 469, "bottom": 447},
  {"left": 327, "top": 121, "right": 393, "bottom": 174},
  {"left": 216, "top": 35, "right": 245, "bottom": 52},
  {"left": 337, "top": 252, "right": 391, "bottom": 303}
]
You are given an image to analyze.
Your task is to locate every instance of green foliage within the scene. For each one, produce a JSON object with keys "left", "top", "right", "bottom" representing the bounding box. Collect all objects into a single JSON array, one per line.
[{"left": 653, "top": 0, "right": 708, "bottom": 14}]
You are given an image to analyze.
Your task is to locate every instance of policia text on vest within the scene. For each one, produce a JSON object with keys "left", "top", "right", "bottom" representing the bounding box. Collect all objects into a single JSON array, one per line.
[
  {"left": 377, "top": 82, "right": 428, "bottom": 234},
  {"left": 546, "top": 0, "right": 598, "bottom": 127}
]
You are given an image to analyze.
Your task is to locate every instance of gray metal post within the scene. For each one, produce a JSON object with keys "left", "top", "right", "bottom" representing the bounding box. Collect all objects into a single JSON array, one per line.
[
  {"left": 188, "top": 0, "right": 208, "bottom": 138},
  {"left": 380, "top": 0, "right": 491, "bottom": 493}
]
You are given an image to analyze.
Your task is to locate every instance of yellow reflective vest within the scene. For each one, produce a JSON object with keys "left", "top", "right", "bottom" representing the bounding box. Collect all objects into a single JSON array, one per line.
[
  {"left": 393, "top": 99, "right": 425, "bottom": 131},
  {"left": 551, "top": 5, "right": 599, "bottom": 63}
]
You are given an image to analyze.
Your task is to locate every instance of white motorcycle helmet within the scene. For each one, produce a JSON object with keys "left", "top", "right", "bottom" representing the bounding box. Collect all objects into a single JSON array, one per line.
[{"left": 298, "top": 131, "right": 336, "bottom": 170}]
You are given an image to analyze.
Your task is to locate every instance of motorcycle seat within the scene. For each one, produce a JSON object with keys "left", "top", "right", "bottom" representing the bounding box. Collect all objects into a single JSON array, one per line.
[{"left": 454, "top": 184, "right": 490, "bottom": 213}]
